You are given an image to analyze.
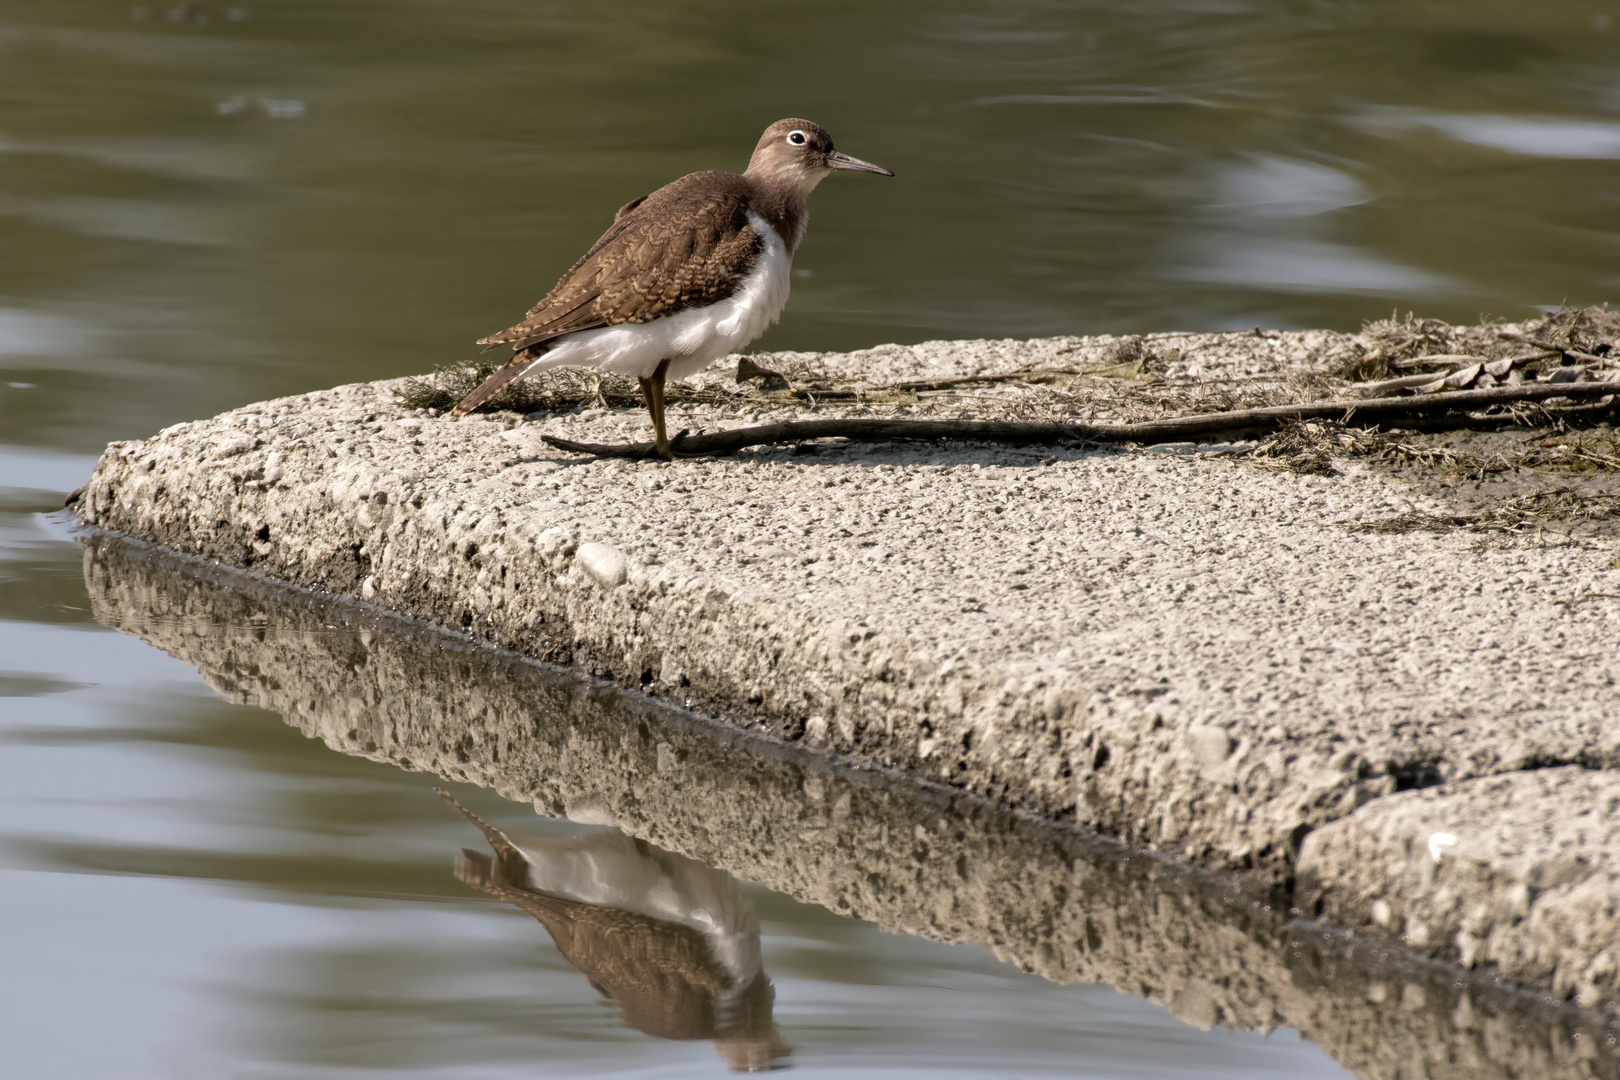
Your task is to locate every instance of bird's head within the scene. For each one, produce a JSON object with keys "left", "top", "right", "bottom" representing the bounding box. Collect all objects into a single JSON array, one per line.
[{"left": 745, "top": 119, "right": 893, "bottom": 196}]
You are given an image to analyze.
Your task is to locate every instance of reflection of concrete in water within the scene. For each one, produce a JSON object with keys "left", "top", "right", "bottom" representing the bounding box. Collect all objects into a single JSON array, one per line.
[
  {"left": 439, "top": 791, "right": 788, "bottom": 1072},
  {"left": 83, "top": 535, "right": 1620, "bottom": 1080}
]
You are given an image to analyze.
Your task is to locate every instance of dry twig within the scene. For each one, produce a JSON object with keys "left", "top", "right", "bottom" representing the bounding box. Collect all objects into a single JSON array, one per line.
[{"left": 541, "top": 380, "right": 1620, "bottom": 459}]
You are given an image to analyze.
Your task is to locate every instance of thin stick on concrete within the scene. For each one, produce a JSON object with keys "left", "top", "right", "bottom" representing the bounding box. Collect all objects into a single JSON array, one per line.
[
  {"left": 766, "top": 367, "right": 1101, "bottom": 401},
  {"left": 540, "top": 380, "right": 1620, "bottom": 459}
]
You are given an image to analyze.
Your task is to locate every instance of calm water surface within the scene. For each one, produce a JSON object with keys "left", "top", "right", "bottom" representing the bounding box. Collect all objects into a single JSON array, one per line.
[{"left": 4, "top": 1, "right": 1619, "bottom": 1075}]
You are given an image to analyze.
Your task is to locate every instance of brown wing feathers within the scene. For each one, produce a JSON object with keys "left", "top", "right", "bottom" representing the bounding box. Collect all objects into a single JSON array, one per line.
[
  {"left": 444, "top": 348, "right": 545, "bottom": 418},
  {"left": 451, "top": 172, "right": 764, "bottom": 417}
]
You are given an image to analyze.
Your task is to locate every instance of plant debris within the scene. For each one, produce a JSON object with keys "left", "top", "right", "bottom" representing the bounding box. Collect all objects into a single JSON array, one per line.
[
  {"left": 1352, "top": 490, "right": 1620, "bottom": 535},
  {"left": 1342, "top": 305, "right": 1618, "bottom": 384},
  {"left": 1241, "top": 420, "right": 1512, "bottom": 478},
  {"left": 401, "top": 308, "right": 1620, "bottom": 529},
  {"left": 404, "top": 307, "right": 1616, "bottom": 430}
]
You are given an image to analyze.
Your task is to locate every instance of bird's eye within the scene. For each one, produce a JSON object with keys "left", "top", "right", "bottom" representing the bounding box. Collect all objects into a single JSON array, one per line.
[{"left": 787, "top": 130, "right": 808, "bottom": 145}]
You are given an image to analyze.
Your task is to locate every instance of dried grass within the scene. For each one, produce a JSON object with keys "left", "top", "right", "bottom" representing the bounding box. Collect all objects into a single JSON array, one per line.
[
  {"left": 1352, "top": 490, "right": 1620, "bottom": 535},
  {"left": 1345, "top": 304, "right": 1619, "bottom": 382},
  {"left": 1528, "top": 304, "right": 1620, "bottom": 356},
  {"left": 1241, "top": 420, "right": 1503, "bottom": 478},
  {"left": 1513, "top": 431, "right": 1620, "bottom": 473},
  {"left": 1346, "top": 313, "right": 1488, "bottom": 380}
]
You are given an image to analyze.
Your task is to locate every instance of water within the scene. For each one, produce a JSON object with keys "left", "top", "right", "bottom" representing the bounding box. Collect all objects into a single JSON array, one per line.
[{"left": 3, "top": 1, "right": 1619, "bottom": 1075}]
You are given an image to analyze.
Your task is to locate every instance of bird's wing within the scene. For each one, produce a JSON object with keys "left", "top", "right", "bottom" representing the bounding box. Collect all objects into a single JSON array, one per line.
[
  {"left": 613, "top": 194, "right": 647, "bottom": 221},
  {"left": 475, "top": 173, "right": 764, "bottom": 354}
]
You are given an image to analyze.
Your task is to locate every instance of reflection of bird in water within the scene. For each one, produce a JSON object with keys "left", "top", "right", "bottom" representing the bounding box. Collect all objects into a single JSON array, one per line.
[{"left": 437, "top": 789, "right": 790, "bottom": 1072}]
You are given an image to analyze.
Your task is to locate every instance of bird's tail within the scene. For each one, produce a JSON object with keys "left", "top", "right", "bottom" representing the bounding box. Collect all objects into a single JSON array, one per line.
[{"left": 449, "top": 349, "right": 547, "bottom": 417}]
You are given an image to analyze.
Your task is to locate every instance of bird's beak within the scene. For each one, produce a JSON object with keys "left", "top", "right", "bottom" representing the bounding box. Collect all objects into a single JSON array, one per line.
[{"left": 827, "top": 151, "right": 894, "bottom": 177}]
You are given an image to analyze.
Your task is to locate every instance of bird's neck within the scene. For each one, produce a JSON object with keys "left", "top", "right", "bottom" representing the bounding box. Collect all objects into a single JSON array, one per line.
[{"left": 742, "top": 172, "right": 819, "bottom": 256}]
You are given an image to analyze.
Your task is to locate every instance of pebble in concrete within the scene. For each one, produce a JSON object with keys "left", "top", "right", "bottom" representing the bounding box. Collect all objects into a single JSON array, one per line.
[{"left": 576, "top": 541, "right": 627, "bottom": 588}]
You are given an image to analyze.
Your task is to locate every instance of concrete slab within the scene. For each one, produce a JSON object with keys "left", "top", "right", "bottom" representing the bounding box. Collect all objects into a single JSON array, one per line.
[{"left": 73, "top": 326, "right": 1620, "bottom": 1013}]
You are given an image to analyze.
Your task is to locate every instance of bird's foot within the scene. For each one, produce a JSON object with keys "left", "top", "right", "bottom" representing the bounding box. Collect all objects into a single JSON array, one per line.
[{"left": 649, "top": 429, "right": 691, "bottom": 462}]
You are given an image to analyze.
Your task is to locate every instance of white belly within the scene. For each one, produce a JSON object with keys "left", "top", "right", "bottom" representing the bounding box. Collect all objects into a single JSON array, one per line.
[
  {"left": 528, "top": 210, "right": 792, "bottom": 383},
  {"left": 510, "top": 827, "right": 763, "bottom": 989}
]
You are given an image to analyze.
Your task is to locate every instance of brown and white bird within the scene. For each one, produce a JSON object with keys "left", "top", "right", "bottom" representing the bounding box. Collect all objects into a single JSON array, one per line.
[
  {"left": 437, "top": 789, "right": 791, "bottom": 1072},
  {"left": 451, "top": 118, "right": 892, "bottom": 459}
]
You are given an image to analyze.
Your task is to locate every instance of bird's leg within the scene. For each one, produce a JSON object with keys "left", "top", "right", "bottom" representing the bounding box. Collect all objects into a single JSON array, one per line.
[
  {"left": 638, "top": 359, "right": 674, "bottom": 461},
  {"left": 635, "top": 377, "right": 659, "bottom": 456}
]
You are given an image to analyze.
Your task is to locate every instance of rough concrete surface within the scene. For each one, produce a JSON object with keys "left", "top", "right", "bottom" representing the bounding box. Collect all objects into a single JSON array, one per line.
[
  {"left": 82, "top": 536, "right": 1620, "bottom": 1080},
  {"left": 1299, "top": 768, "right": 1620, "bottom": 1010},
  {"left": 74, "top": 329, "right": 1620, "bottom": 1015}
]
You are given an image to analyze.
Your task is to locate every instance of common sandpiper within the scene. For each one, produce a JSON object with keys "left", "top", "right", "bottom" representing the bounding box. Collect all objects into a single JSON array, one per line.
[{"left": 451, "top": 119, "right": 893, "bottom": 458}]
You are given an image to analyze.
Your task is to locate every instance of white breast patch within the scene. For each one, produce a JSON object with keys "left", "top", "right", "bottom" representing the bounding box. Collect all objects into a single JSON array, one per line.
[
  {"left": 510, "top": 828, "right": 764, "bottom": 989},
  {"left": 526, "top": 210, "right": 792, "bottom": 383}
]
